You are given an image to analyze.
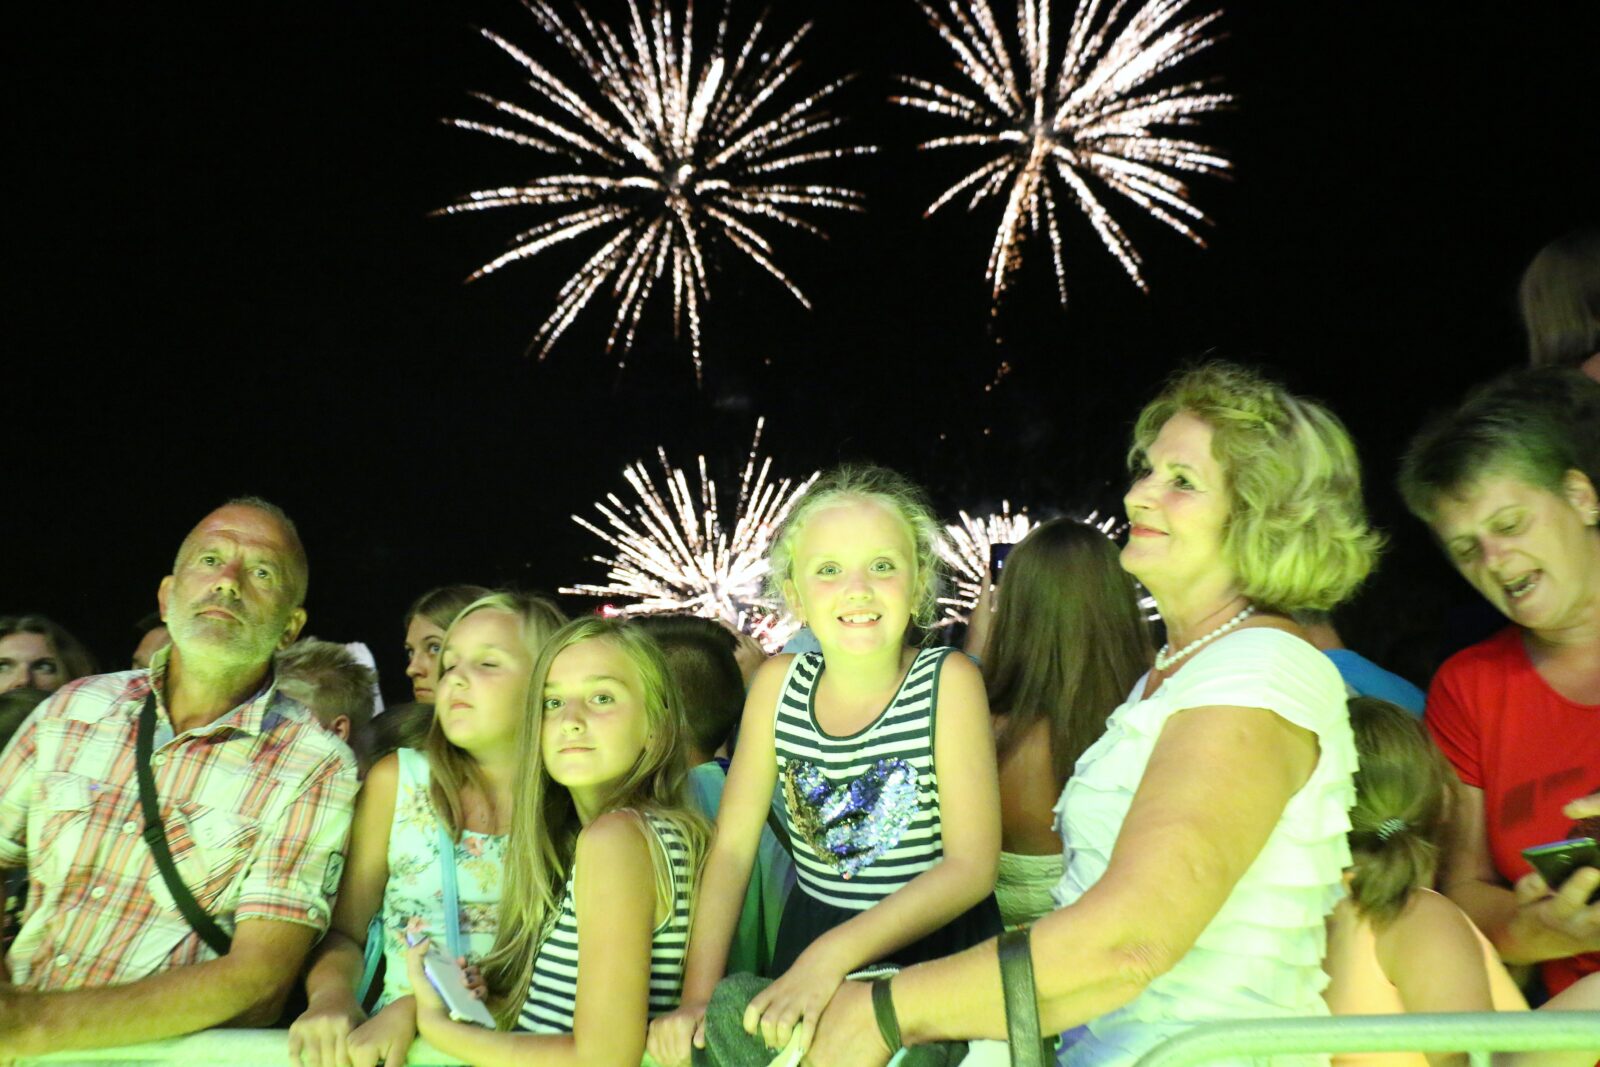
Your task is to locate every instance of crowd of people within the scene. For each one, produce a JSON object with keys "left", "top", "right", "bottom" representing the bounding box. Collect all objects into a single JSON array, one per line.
[{"left": 1, "top": 230, "right": 1599, "bottom": 1067}]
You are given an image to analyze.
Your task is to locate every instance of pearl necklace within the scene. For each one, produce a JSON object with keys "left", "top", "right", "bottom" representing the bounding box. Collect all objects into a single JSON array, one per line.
[{"left": 1154, "top": 604, "right": 1256, "bottom": 671}]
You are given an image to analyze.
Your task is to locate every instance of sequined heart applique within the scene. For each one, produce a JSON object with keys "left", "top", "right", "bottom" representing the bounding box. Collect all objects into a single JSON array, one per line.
[{"left": 783, "top": 758, "right": 918, "bottom": 879}]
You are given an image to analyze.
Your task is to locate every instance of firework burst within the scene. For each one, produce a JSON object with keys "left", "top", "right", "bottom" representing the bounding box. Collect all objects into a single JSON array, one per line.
[
  {"left": 938, "top": 505, "right": 1145, "bottom": 625},
  {"left": 560, "top": 419, "right": 818, "bottom": 648},
  {"left": 440, "top": 0, "right": 872, "bottom": 382},
  {"left": 896, "top": 0, "right": 1233, "bottom": 305}
]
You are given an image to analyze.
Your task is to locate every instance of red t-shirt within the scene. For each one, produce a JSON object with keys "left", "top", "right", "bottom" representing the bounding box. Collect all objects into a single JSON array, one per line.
[{"left": 1426, "top": 626, "right": 1600, "bottom": 994}]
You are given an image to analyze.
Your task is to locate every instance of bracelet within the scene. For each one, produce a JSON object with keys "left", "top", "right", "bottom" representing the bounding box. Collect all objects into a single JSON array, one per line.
[{"left": 870, "top": 976, "right": 902, "bottom": 1051}]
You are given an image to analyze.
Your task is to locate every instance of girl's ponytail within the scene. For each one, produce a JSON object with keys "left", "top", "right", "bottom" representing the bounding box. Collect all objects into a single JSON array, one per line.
[{"left": 1346, "top": 697, "right": 1454, "bottom": 926}]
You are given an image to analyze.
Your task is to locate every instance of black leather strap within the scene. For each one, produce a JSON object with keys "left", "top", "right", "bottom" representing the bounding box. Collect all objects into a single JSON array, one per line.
[
  {"left": 136, "top": 694, "right": 233, "bottom": 956},
  {"left": 870, "top": 976, "right": 902, "bottom": 1051},
  {"left": 998, "top": 927, "right": 1046, "bottom": 1067}
]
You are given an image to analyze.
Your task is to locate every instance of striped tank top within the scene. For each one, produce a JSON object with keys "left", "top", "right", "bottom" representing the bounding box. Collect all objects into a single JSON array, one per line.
[
  {"left": 774, "top": 648, "right": 951, "bottom": 911},
  {"left": 516, "top": 811, "right": 693, "bottom": 1034}
]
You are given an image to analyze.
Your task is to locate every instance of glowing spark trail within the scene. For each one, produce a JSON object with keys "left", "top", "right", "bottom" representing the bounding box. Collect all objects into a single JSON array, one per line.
[
  {"left": 561, "top": 419, "right": 819, "bottom": 649},
  {"left": 440, "top": 1, "right": 872, "bottom": 382},
  {"left": 938, "top": 506, "right": 1153, "bottom": 625},
  {"left": 896, "top": 0, "right": 1233, "bottom": 305}
]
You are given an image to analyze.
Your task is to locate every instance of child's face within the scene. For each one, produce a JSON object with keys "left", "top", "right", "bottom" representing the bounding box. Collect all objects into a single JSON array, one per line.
[
  {"left": 541, "top": 639, "right": 653, "bottom": 799},
  {"left": 435, "top": 609, "right": 533, "bottom": 755},
  {"left": 784, "top": 499, "right": 916, "bottom": 656}
]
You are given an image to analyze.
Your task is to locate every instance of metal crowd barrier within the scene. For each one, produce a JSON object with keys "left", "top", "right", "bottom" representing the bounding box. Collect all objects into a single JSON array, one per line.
[
  {"left": 23, "top": 1032, "right": 462, "bottom": 1067},
  {"left": 1133, "top": 1012, "right": 1600, "bottom": 1067},
  {"left": 22, "top": 1013, "right": 1600, "bottom": 1067}
]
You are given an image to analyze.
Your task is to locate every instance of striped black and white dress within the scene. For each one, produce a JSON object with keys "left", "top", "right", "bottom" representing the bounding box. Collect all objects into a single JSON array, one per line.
[
  {"left": 515, "top": 812, "right": 692, "bottom": 1034},
  {"left": 768, "top": 648, "right": 1001, "bottom": 974}
]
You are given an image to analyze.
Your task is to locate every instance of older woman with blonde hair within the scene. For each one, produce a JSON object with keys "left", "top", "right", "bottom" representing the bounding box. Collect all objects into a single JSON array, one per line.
[
  {"left": 807, "top": 362, "right": 1382, "bottom": 1067},
  {"left": 1399, "top": 367, "right": 1600, "bottom": 1001}
]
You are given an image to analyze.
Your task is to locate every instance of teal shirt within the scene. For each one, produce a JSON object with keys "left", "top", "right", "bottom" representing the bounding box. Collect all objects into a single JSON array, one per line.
[{"left": 687, "top": 762, "right": 794, "bottom": 976}]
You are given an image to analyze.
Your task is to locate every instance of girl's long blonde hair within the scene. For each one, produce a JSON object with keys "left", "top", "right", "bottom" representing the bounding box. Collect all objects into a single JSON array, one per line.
[
  {"left": 422, "top": 591, "right": 567, "bottom": 840},
  {"left": 481, "top": 617, "right": 710, "bottom": 1027}
]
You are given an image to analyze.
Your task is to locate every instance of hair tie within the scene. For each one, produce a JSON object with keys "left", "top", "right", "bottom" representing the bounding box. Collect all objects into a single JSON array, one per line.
[{"left": 1376, "top": 817, "right": 1407, "bottom": 841}]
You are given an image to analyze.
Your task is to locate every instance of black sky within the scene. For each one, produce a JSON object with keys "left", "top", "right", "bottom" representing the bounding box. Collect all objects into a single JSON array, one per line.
[{"left": 9, "top": 2, "right": 1599, "bottom": 698}]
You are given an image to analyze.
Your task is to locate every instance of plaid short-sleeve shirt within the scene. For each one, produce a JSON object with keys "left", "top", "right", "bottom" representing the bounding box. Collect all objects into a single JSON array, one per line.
[{"left": 0, "top": 646, "right": 358, "bottom": 990}]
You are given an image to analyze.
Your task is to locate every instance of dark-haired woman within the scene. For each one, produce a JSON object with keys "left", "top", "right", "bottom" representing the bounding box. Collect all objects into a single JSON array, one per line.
[
  {"left": 0, "top": 615, "right": 96, "bottom": 695},
  {"left": 1399, "top": 368, "right": 1600, "bottom": 998},
  {"left": 1520, "top": 227, "right": 1600, "bottom": 382},
  {"left": 401, "top": 585, "right": 491, "bottom": 704},
  {"left": 970, "top": 519, "right": 1152, "bottom": 927}
]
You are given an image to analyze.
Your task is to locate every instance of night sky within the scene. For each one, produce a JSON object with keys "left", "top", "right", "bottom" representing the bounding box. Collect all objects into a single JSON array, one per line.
[{"left": 11, "top": 2, "right": 1599, "bottom": 700}]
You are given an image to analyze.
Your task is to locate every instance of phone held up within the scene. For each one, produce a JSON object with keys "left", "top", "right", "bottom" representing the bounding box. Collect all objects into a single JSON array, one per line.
[
  {"left": 407, "top": 934, "right": 497, "bottom": 1028},
  {"left": 989, "top": 542, "right": 1014, "bottom": 583},
  {"left": 1522, "top": 837, "right": 1600, "bottom": 904}
]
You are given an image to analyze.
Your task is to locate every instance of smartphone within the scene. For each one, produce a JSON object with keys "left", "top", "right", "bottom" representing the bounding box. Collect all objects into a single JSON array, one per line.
[
  {"left": 408, "top": 935, "right": 496, "bottom": 1028},
  {"left": 989, "top": 542, "right": 1013, "bottom": 581},
  {"left": 1522, "top": 837, "right": 1600, "bottom": 903}
]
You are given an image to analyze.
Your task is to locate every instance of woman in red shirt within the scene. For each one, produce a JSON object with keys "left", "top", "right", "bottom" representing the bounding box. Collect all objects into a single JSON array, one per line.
[{"left": 1399, "top": 367, "right": 1600, "bottom": 996}]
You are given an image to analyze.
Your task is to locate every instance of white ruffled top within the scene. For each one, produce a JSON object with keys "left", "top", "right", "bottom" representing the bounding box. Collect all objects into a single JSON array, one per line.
[{"left": 1051, "top": 628, "right": 1356, "bottom": 1067}]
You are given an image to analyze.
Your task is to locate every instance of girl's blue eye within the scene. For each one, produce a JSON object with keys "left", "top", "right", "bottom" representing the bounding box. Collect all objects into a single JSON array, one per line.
[
  {"left": 870, "top": 559, "right": 895, "bottom": 573},
  {"left": 543, "top": 697, "right": 562, "bottom": 711},
  {"left": 817, "top": 563, "right": 840, "bottom": 576},
  {"left": 591, "top": 692, "right": 614, "bottom": 706}
]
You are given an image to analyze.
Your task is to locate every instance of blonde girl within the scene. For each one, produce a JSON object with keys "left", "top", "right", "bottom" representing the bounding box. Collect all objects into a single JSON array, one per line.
[
  {"left": 290, "top": 592, "right": 565, "bottom": 1067},
  {"left": 649, "top": 464, "right": 1002, "bottom": 1065},
  {"left": 406, "top": 617, "right": 709, "bottom": 1067},
  {"left": 1324, "top": 697, "right": 1600, "bottom": 1067}
]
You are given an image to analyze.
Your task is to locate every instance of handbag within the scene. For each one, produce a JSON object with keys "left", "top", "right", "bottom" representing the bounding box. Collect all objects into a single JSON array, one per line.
[
  {"left": 135, "top": 693, "right": 234, "bottom": 956},
  {"left": 998, "top": 926, "right": 1053, "bottom": 1067}
]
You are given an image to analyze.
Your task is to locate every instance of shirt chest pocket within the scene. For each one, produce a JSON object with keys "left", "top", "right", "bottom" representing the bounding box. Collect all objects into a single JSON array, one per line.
[
  {"left": 38, "top": 773, "right": 100, "bottom": 881},
  {"left": 146, "top": 801, "right": 260, "bottom": 914}
]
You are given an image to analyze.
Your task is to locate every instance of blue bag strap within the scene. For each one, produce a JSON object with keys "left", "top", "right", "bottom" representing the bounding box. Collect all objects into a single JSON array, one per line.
[
  {"left": 437, "top": 822, "right": 464, "bottom": 961},
  {"left": 356, "top": 914, "right": 384, "bottom": 1004}
]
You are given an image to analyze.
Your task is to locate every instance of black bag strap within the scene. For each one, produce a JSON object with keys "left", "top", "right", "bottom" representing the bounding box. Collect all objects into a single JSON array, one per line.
[
  {"left": 136, "top": 693, "right": 233, "bottom": 956},
  {"left": 998, "top": 927, "right": 1048, "bottom": 1067}
]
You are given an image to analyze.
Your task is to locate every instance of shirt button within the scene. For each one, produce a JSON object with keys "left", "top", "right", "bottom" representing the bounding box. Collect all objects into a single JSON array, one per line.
[
  {"left": 54, "top": 953, "right": 71, "bottom": 967},
  {"left": 307, "top": 906, "right": 322, "bottom": 919},
  {"left": 122, "top": 820, "right": 139, "bottom": 834},
  {"left": 151, "top": 754, "right": 166, "bottom": 768},
  {"left": 90, "top": 886, "right": 107, "bottom": 900}
]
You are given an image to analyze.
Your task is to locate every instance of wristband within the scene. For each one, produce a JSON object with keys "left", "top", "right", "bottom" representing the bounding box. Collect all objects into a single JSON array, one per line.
[{"left": 870, "top": 976, "right": 902, "bottom": 1051}]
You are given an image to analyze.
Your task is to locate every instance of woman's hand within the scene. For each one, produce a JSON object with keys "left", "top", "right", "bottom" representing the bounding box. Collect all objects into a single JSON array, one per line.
[
  {"left": 288, "top": 990, "right": 366, "bottom": 1067},
  {"left": 403, "top": 940, "right": 447, "bottom": 1021},
  {"left": 803, "top": 980, "right": 892, "bottom": 1067},
  {"left": 345, "top": 998, "right": 418, "bottom": 1067},
  {"left": 743, "top": 946, "right": 849, "bottom": 1053},
  {"left": 646, "top": 1000, "right": 708, "bottom": 1067},
  {"left": 1510, "top": 867, "right": 1600, "bottom": 957},
  {"left": 458, "top": 957, "right": 486, "bottom": 1001}
]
